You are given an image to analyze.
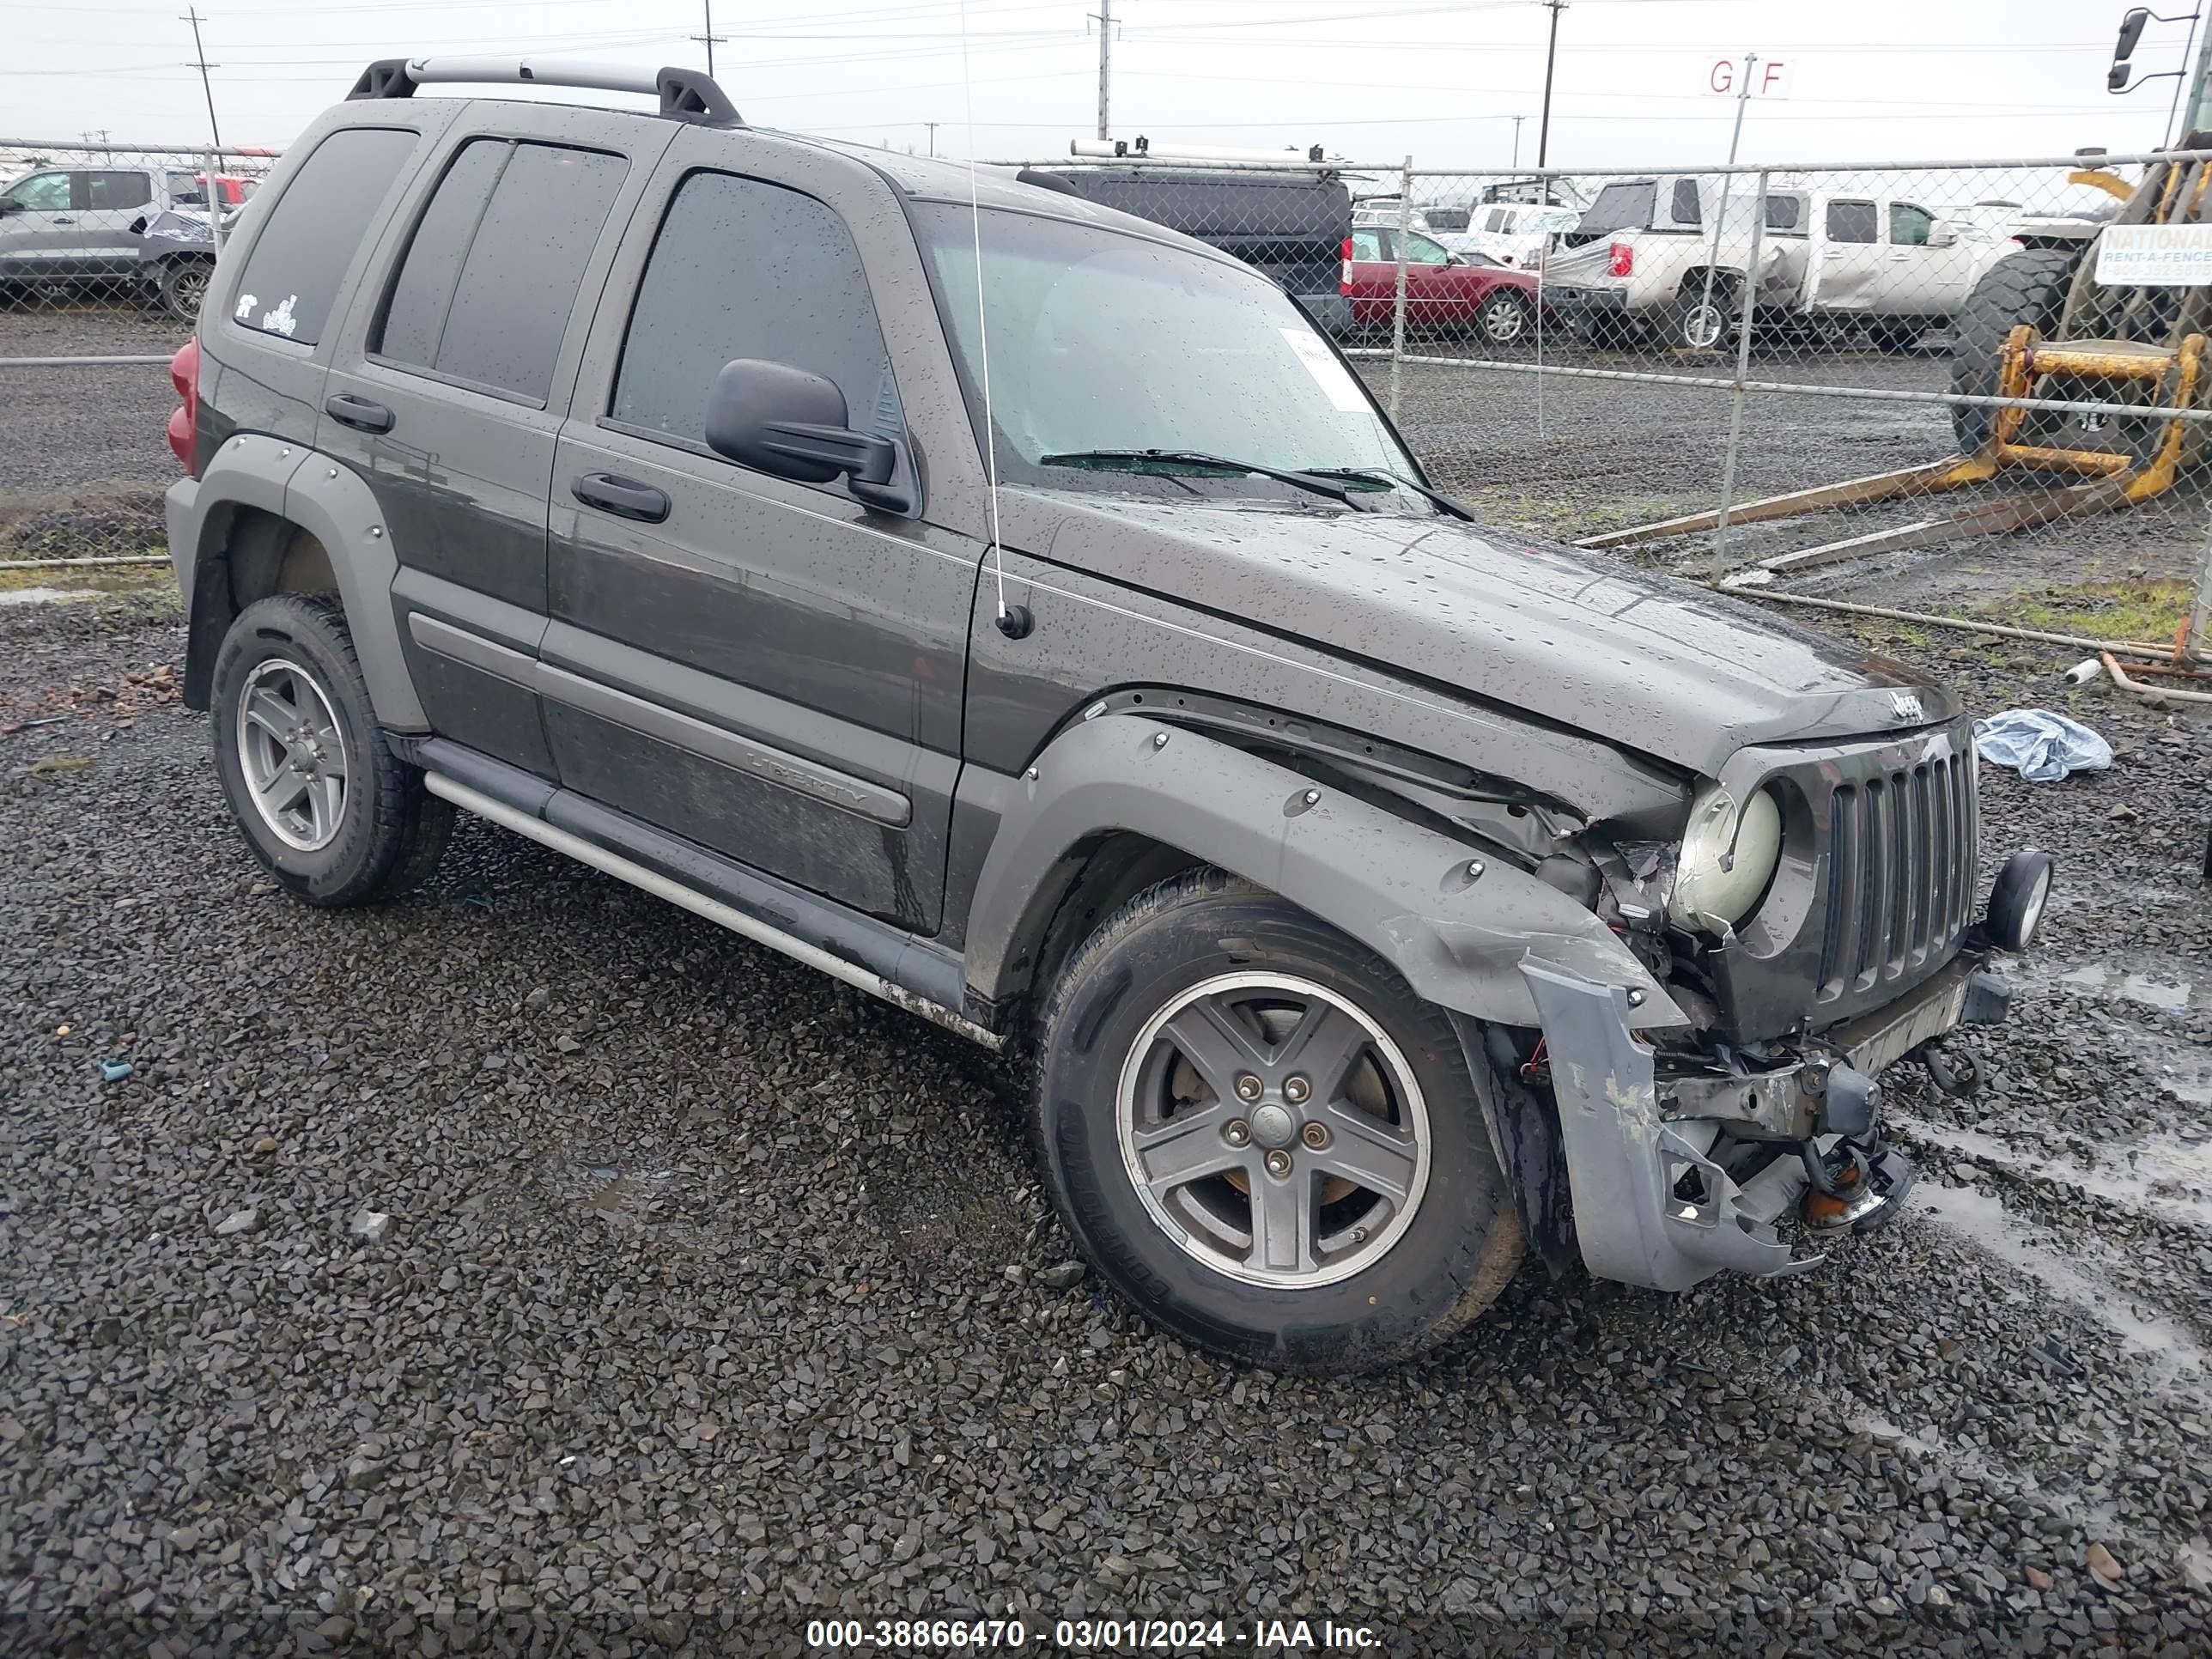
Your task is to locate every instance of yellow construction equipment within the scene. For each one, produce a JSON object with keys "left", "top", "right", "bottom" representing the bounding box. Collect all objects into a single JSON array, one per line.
[{"left": 1580, "top": 19, "right": 2212, "bottom": 576}]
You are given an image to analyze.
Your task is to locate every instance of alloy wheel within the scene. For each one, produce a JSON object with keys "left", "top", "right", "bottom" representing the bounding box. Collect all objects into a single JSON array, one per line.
[
  {"left": 234, "top": 659, "right": 349, "bottom": 852},
  {"left": 1115, "top": 971, "right": 1431, "bottom": 1288}
]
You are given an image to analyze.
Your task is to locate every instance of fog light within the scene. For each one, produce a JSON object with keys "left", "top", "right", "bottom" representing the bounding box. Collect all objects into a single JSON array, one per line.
[{"left": 1984, "top": 848, "right": 2054, "bottom": 952}]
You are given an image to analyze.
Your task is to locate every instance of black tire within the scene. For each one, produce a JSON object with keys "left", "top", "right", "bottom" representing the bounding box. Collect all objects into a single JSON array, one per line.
[
  {"left": 1031, "top": 867, "right": 1524, "bottom": 1374},
  {"left": 158, "top": 256, "right": 214, "bottom": 322},
  {"left": 1949, "top": 246, "right": 2076, "bottom": 453},
  {"left": 1866, "top": 318, "right": 1927, "bottom": 353},
  {"left": 1668, "top": 278, "right": 1736, "bottom": 354},
  {"left": 210, "top": 593, "right": 453, "bottom": 907},
  {"left": 1474, "top": 289, "right": 1531, "bottom": 347}
]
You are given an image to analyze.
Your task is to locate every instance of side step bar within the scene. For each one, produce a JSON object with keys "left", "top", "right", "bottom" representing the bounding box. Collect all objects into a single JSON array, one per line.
[{"left": 420, "top": 761, "right": 1002, "bottom": 1050}]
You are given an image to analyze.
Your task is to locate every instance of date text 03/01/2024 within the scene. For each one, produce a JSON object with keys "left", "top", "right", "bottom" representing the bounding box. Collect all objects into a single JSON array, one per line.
[{"left": 804, "top": 1617, "right": 1383, "bottom": 1651}]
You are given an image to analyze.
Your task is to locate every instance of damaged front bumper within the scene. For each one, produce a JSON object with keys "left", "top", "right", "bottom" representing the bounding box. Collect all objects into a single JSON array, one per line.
[{"left": 1519, "top": 946, "right": 2015, "bottom": 1293}]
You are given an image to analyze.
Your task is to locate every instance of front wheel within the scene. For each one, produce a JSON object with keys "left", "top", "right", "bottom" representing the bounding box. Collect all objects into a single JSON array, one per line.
[
  {"left": 210, "top": 593, "right": 452, "bottom": 907},
  {"left": 1031, "top": 868, "right": 1523, "bottom": 1373}
]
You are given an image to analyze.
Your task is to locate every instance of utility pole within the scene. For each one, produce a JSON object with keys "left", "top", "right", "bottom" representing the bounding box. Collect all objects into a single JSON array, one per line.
[
  {"left": 1536, "top": 0, "right": 1565, "bottom": 167},
  {"left": 1092, "top": 0, "right": 1114, "bottom": 141},
  {"left": 181, "top": 7, "right": 222, "bottom": 149},
  {"left": 690, "top": 0, "right": 726, "bottom": 79},
  {"left": 926, "top": 121, "right": 939, "bottom": 156},
  {"left": 1510, "top": 114, "right": 1525, "bottom": 170}
]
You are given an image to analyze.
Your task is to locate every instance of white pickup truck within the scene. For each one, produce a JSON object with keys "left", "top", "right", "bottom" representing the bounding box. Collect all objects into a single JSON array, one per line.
[{"left": 1540, "top": 174, "right": 1974, "bottom": 351}]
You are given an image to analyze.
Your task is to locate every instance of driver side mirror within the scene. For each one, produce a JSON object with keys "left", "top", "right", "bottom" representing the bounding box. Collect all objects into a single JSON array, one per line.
[
  {"left": 702, "top": 358, "right": 915, "bottom": 514},
  {"left": 1926, "top": 222, "right": 1959, "bottom": 248},
  {"left": 0, "top": 200, "right": 21, "bottom": 216}
]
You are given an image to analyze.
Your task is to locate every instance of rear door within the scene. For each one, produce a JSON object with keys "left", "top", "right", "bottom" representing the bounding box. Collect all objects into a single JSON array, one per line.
[
  {"left": 318, "top": 109, "right": 672, "bottom": 779},
  {"left": 544, "top": 131, "right": 973, "bottom": 933},
  {"left": 1809, "top": 196, "right": 1885, "bottom": 311},
  {"left": 75, "top": 169, "right": 155, "bottom": 271}
]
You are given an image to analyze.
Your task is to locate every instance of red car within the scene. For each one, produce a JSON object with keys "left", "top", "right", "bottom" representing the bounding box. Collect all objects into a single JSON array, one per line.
[{"left": 1340, "top": 225, "right": 1540, "bottom": 345}]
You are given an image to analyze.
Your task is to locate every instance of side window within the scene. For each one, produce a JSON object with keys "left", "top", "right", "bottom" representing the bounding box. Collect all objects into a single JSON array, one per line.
[
  {"left": 1405, "top": 232, "right": 1451, "bottom": 265},
  {"left": 374, "top": 140, "right": 627, "bottom": 403},
  {"left": 1826, "top": 199, "right": 1878, "bottom": 245},
  {"left": 1889, "top": 202, "right": 1934, "bottom": 246},
  {"left": 1670, "top": 179, "right": 1702, "bottom": 226},
  {"left": 611, "top": 171, "right": 896, "bottom": 471},
  {"left": 84, "top": 172, "right": 154, "bottom": 211},
  {"left": 1484, "top": 208, "right": 1509, "bottom": 234},
  {"left": 234, "top": 126, "right": 418, "bottom": 345},
  {"left": 1349, "top": 228, "right": 1383, "bottom": 261},
  {"left": 6, "top": 173, "right": 72, "bottom": 211},
  {"left": 1764, "top": 194, "right": 1802, "bottom": 232},
  {"left": 166, "top": 171, "right": 207, "bottom": 206}
]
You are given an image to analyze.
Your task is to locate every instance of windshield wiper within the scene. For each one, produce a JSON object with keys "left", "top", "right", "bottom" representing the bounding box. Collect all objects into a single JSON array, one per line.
[
  {"left": 1303, "top": 466, "right": 1476, "bottom": 521},
  {"left": 1038, "top": 448, "right": 1370, "bottom": 511}
]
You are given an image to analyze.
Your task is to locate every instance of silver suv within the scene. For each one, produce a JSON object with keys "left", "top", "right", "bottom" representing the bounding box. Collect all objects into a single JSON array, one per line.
[{"left": 161, "top": 57, "right": 2052, "bottom": 1374}]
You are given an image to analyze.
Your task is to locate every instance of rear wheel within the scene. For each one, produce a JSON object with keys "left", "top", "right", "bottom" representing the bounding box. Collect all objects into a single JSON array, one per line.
[
  {"left": 158, "top": 256, "right": 214, "bottom": 321},
  {"left": 1949, "top": 246, "right": 2077, "bottom": 453},
  {"left": 210, "top": 594, "right": 452, "bottom": 907},
  {"left": 1668, "top": 278, "right": 1736, "bottom": 353},
  {"left": 1031, "top": 868, "right": 1523, "bottom": 1373}
]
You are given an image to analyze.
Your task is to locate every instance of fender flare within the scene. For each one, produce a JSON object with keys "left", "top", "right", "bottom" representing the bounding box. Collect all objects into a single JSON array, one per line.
[
  {"left": 175, "top": 434, "right": 427, "bottom": 729},
  {"left": 962, "top": 713, "right": 1683, "bottom": 1031}
]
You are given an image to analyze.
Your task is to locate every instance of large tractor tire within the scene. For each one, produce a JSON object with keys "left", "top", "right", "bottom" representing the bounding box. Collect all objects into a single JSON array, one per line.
[{"left": 1949, "top": 247, "right": 2078, "bottom": 454}]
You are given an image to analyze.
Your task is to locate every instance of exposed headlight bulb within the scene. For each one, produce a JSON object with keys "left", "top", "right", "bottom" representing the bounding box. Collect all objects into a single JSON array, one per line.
[{"left": 1667, "top": 781, "right": 1783, "bottom": 934}]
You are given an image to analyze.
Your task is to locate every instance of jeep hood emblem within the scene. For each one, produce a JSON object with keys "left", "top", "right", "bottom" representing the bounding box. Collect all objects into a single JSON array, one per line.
[{"left": 1889, "top": 691, "right": 1925, "bottom": 724}]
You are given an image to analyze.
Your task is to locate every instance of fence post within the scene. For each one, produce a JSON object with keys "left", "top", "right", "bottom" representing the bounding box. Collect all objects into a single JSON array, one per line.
[
  {"left": 2185, "top": 513, "right": 2212, "bottom": 665},
  {"left": 1708, "top": 167, "right": 1771, "bottom": 571},
  {"left": 205, "top": 147, "right": 225, "bottom": 255},
  {"left": 1389, "top": 155, "right": 1412, "bottom": 422}
]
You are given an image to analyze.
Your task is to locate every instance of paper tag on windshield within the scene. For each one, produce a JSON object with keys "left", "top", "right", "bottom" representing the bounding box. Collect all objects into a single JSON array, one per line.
[{"left": 1279, "top": 327, "right": 1370, "bottom": 413}]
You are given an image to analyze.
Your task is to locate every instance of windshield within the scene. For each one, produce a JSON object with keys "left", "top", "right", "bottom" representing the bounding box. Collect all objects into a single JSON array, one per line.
[{"left": 917, "top": 203, "right": 1421, "bottom": 505}]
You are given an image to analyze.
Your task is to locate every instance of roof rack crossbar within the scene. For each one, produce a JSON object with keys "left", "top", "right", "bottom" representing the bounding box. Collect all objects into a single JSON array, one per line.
[{"left": 346, "top": 56, "right": 741, "bottom": 127}]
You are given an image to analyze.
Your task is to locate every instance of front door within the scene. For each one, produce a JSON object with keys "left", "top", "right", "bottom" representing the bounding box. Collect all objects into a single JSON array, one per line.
[
  {"left": 0, "top": 170, "right": 77, "bottom": 275},
  {"left": 319, "top": 115, "right": 664, "bottom": 779},
  {"left": 547, "top": 137, "right": 971, "bottom": 933},
  {"left": 75, "top": 169, "right": 156, "bottom": 273},
  {"left": 1878, "top": 199, "right": 1966, "bottom": 318}
]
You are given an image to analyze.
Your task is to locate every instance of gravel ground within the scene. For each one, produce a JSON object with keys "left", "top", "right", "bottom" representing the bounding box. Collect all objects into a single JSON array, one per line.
[
  {"left": 3, "top": 309, "right": 2212, "bottom": 1656},
  {"left": 3, "top": 589, "right": 2210, "bottom": 1659}
]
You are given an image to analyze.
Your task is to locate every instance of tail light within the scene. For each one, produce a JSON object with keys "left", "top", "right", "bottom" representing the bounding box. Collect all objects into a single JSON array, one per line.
[
  {"left": 1608, "top": 241, "right": 1634, "bottom": 278},
  {"left": 1340, "top": 236, "right": 1354, "bottom": 295},
  {"left": 167, "top": 336, "right": 200, "bottom": 475}
]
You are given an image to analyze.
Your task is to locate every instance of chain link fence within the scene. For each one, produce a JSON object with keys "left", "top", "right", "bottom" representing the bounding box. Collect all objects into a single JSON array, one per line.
[
  {"left": 0, "top": 142, "right": 280, "bottom": 576},
  {"left": 5, "top": 136, "right": 2210, "bottom": 670}
]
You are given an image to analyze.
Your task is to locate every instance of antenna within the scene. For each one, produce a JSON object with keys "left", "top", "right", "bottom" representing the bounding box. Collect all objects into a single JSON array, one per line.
[
  {"left": 181, "top": 7, "right": 223, "bottom": 149},
  {"left": 957, "top": 0, "right": 1016, "bottom": 635}
]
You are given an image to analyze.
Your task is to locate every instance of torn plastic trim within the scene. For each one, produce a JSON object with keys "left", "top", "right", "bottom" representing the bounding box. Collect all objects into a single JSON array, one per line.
[{"left": 1520, "top": 958, "right": 1820, "bottom": 1291}]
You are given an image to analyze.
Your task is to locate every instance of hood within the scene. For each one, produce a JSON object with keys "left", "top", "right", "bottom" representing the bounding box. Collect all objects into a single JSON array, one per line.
[{"left": 1012, "top": 491, "right": 1956, "bottom": 779}]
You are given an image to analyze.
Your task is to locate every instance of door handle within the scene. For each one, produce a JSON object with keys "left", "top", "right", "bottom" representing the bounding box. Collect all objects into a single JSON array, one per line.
[
  {"left": 325, "top": 392, "right": 394, "bottom": 434},
  {"left": 572, "top": 472, "right": 671, "bottom": 524},
  {"left": 52, "top": 216, "right": 75, "bottom": 224}
]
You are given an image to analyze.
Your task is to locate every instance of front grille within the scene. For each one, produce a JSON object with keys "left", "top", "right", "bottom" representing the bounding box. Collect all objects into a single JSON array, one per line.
[{"left": 1814, "top": 744, "right": 1978, "bottom": 1006}]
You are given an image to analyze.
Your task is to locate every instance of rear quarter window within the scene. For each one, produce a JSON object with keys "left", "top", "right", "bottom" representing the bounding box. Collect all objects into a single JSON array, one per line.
[
  {"left": 1572, "top": 181, "right": 1656, "bottom": 240},
  {"left": 234, "top": 126, "right": 418, "bottom": 347}
]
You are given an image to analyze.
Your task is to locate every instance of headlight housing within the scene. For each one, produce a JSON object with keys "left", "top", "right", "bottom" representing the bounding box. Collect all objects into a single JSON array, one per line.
[{"left": 1667, "top": 781, "right": 1783, "bottom": 934}]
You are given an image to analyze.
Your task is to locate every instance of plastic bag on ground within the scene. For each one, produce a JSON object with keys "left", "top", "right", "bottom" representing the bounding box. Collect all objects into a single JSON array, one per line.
[{"left": 1972, "top": 708, "right": 2113, "bottom": 783}]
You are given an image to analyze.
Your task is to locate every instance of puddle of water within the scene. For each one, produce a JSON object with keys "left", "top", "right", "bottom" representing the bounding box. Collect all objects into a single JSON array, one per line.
[
  {"left": 538, "top": 1153, "right": 713, "bottom": 1232},
  {"left": 1912, "top": 1180, "right": 2210, "bottom": 1376},
  {"left": 0, "top": 586, "right": 98, "bottom": 608},
  {"left": 1895, "top": 1113, "right": 2212, "bottom": 1231},
  {"left": 2049, "top": 962, "right": 2197, "bottom": 1013}
]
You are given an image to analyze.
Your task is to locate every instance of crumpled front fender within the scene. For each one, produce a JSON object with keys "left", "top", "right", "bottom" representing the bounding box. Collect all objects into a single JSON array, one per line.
[{"left": 961, "top": 712, "right": 1684, "bottom": 1031}]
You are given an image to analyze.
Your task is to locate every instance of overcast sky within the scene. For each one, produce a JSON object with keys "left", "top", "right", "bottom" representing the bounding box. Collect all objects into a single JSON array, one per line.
[{"left": 4, "top": 0, "right": 2191, "bottom": 170}]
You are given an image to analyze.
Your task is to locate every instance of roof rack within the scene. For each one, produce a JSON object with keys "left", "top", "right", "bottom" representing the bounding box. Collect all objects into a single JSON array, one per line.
[{"left": 346, "top": 56, "right": 742, "bottom": 127}]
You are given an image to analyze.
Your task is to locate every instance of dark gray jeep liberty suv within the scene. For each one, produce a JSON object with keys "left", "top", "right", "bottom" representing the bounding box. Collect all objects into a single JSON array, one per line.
[{"left": 164, "top": 58, "right": 2053, "bottom": 1373}]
